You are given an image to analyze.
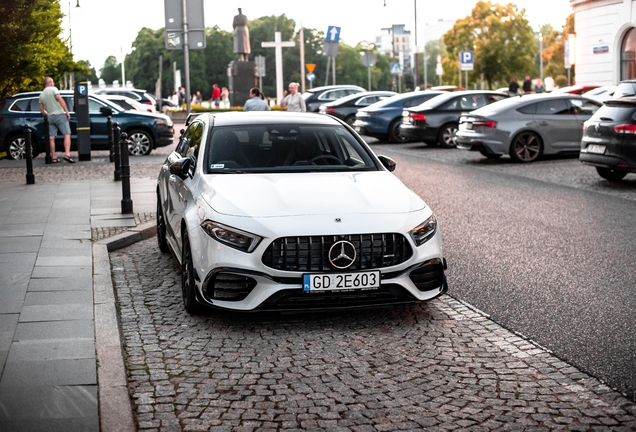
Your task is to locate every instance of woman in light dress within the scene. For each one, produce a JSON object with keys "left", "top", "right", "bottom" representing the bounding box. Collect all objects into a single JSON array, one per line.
[{"left": 220, "top": 87, "right": 230, "bottom": 109}]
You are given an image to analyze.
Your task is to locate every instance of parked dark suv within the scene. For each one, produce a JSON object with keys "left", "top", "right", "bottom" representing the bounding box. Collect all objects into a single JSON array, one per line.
[
  {"left": 580, "top": 96, "right": 636, "bottom": 181},
  {"left": 302, "top": 85, "right": 366, "bottom": 112},
  {"left": 612, "top": 80, "right": 636, "bottom": 99},
  {"left": 0, "top": 91, "right": 174, "bottom": 159}
]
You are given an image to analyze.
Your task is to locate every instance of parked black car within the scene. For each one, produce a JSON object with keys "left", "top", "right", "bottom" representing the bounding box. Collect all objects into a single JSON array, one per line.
[
  {"left": 611, "top": 79, "right": 636, "bottom": 99},
  {"left": 302, "top": 85, "right": 366, "bottom": 112},
  {"left": 0, "top": 91, "right": 174, "bottom": 159},
  {"left": 353, "top": 91, "right": 444, "bottom": 143},
  {"left": 399, "top": 90, "right": 509, "bottom": 148},
  {"left": 318, "top": 91, "right": 397, "bottom": 125},
  {"left": 580, "top": 96, "right": 636, "bottom": 181}
]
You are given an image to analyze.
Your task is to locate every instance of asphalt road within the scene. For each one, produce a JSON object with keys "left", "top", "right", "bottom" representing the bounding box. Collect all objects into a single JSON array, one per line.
[{"left": 365, "top": 139, "right": 636, "bottom": 401}]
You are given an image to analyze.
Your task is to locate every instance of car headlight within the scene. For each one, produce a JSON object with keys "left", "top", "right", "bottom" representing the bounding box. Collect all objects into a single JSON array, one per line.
[
  {"left": 409, "top": 215, "right": 438, "bottom": 246},
  {"left": 155, "top": 118, "right": 173, "bottom": 126},
  {"left": 200, "top": 221, "right": 261, "bottom": 253}
]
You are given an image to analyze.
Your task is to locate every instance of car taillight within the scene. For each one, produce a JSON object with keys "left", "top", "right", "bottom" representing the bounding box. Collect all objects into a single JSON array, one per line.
[
  {"left": 473, "top": 120, "right": 496, "bottom": 128},
  {"left": 613, "top": 124, "right": 636, "bottom": 134},
  {"left": 326, "top": 108, "right": 335, "bottom": 114},
  {"left": 144, "top": 101, "right": 153, "bottom": 105},
  {"left": 410, "top": 113, "right": 426, "bottom": 121}
]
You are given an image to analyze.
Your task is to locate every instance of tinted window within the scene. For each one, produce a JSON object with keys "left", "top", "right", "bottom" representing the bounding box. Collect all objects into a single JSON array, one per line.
[
  {"left": 356, "top": 96, "right": 381, "bottom": 106},
  {"left": 614, "top": 82, "right": 636, "bottom": 98},
  {"left": 535, "top": 99, "right": 569, "bottom": 115},
  {"left": 591, "top": 104, "right": 636, "bottom": 122},
  {"left": 403, "top": 96, "right": 437, "bottom": 107},
  {"left": 487, "top": 94, "right": 507, "bottom": 104},
  {"left": 205, "top": 124, "right": 377, "bottom": 173},
  {"left": 9, "top": 98, "right": 38, "bottom": 112},
  {"left": 459, "top": 94, "right": 487, "bottom": 110},
  {"left": 569, "top": 98, "right": 600, "bottom": 115},
  {"left": 320, "top": 90, "right": 349, "bottom": 100},
  {"left": 517, "top": 103, "right": 536, "bottom": 114}
]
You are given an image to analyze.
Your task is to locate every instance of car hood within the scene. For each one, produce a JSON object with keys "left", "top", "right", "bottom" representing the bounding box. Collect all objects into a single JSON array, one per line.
[{"left": 198, "top": 171, "right": 426, "bottom": 218}]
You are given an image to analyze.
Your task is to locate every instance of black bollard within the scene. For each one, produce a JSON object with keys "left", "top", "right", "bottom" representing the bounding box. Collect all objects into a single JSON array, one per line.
[
  {"left": 119, "top": 132, "right": 133, "bottom": 214},
  {"left": 107, "top": 114, "right": 114, "bottom": 163},
  {"left": 113, "top": 123, "right": 121, "bottom": 181},
  {"left": 24, "top": 126, "right": 35, "bottom": 185},
  {"left": 44, "top": 117, "right": 52, "bottom": 164}
]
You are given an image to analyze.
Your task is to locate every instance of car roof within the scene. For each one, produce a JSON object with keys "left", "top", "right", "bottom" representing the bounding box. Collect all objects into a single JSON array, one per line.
[
  {"left": 305, "top": 84, "right": 366, "bottom": 94},
  {"left": 94, "top": 88, "right": 148, "bottom": 93},
  {"left": 362, "top": 90, "right": 445, "bottom": 108},
  {"left": 193, "top": 111, "right": 346, "bottom": 127},
  {"left": 324, "top": 90, "right": 397, "bottom": 106},
  {"left": 470, "top": 92, "right": 591, "bottom": 114}
]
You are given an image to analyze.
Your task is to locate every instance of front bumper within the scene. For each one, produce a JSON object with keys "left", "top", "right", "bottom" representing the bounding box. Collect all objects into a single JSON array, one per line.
[{"left": 188, "top": 224, "right": 448, "bottom": 312}]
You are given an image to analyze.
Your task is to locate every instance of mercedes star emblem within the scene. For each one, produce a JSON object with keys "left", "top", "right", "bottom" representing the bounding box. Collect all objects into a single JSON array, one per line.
[{"left": 328, "top": 240, "right": 357, "bottom": 269}]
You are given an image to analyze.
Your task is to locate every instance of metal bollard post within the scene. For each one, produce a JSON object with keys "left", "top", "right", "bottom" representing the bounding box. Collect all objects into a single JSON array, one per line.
[
  {"left": 44, "top": 118, "right": 52, "bottom": 164},
  {"left": 107, "top": 114, "right": 114, "bottom": 163},
  {"left": 113, "top": 123, "right": 121, "bottom": 181},
  {"left": 24, "top": 126, "right": 35, "bottom": 185},
  {"left": 119, "top": 132, "right": 133, "bottom": 214}
]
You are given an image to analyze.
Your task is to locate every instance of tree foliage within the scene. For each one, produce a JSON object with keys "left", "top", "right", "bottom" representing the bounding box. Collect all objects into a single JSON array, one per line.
[
  {"left": 0, "top": 0, "right": 75, "bottom": 99},
  {"left": 443, "top": 1, "right": 537, "bottom": 89},
  {"left": 542, "top": 13, "right": 575, "bottom": 87}
]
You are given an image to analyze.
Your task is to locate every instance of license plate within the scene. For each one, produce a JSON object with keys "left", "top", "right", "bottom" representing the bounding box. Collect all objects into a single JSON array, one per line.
[
  {"left": 464, "top": 123, "right": 473, "bottom": 130},
  {"left": 587, "top": 144, "right": 606, "bottom": 154},
  {"left": 303, "top": 271, "right": 380, "bottom": 292}
]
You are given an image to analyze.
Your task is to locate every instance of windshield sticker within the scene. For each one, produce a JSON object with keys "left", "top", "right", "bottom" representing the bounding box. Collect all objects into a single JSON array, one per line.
[{"left": 210, "top": 164, "right": 225, "bottom": 169}]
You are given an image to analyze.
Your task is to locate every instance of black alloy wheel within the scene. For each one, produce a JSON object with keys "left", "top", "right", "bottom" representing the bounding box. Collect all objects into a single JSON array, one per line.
[
  {"left": 437, "top": 123, "right": 458, "bottom": 148},
  {"left": 509, "top": 131, "right": 542, "bottom": 163},
  {"left": 181, "top": 230, "right": 201, "bottom": 314},
  {"left": 596, "top": 167, "right": 627, "bottom": 182},
  {"left": 388, "top": 119, "right": 409, "bottom": 143},
  {"left": 156, "top": 192, "right": 169, "bottom": 253}
]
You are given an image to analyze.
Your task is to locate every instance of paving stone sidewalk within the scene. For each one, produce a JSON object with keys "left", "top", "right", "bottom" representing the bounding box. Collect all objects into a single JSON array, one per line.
[{"left": 110, "top": 238, "right": 636, "bottom": 431}]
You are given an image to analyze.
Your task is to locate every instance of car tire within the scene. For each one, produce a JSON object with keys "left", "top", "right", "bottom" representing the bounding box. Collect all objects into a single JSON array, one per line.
[
  {"left": 181, "top": 229, "right": 201, "bottom": 314},
  {"left": 596, "top": 167, "right": 627, "bottom": 182},
  {"left": 388, "top": 119, "right": 409, "bottom": 143},
  {"left": 156, "top": 192, "right": 169, "bottom": 253},
  {"left": 509, "top": 131, "right": 542, "bottom": 163},
  {"left": 437, "top": 123, "right": 458, "bottom": 148},
  {"left": 5, "top": 133, "right": 40, "bottom": 160},
  {"left": 127, "top": 129, "right": 153, "bottom": 156}
]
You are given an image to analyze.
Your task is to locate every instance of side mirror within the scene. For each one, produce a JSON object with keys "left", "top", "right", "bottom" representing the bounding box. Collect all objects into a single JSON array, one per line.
[
  {"left": 377, "top": 155, "right": 396, "bottom": 172},
  {"left": 169, "top": 157, "right": 192, "bottom": 180},
  {"left": 100, "top": 107, "right": 114, "bottom": 116}
]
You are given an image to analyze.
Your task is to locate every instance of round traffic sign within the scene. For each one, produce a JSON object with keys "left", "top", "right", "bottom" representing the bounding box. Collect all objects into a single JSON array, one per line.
[
  {"left": 361, "top": 52, "right": 376, "bottom": 67},
  {"left": 307, "top": 73, "right": 315, "bottom": 81}
]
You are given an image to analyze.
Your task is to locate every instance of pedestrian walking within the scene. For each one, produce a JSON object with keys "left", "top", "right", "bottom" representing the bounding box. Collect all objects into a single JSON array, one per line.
[
  {"left": 544, "top": 75, "right": 555, "bottom": 92},
  {"left": 243, "top": 87, "right": 270, "bottom": 111},
  {"left": 220, "top": 87, "right": 230, "bottom": 109},
  {"left": 211, "top": 84, "right": 221, "bottom": 108},
  {"left": 522, "top": 75, "right": 532, "bottom": 94},
  {"left": 38, "top": 77, "right": 73, "bottom": 163},
  {"left": 280, "top": 82, "right": 306, "bottom": 112},
  {"left": 508, "top": 76, "right": 520, "bottom": 95}
]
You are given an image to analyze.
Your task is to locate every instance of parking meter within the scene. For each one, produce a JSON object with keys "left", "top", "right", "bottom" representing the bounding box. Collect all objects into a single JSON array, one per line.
[{"left": 75, "top": 81, "right": 91, "bottom": 161}]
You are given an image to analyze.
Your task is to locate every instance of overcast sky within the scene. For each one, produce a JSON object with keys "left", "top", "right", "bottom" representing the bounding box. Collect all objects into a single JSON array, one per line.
[{"left": 60, "top": 0, "right": 573, "bottom": 70}]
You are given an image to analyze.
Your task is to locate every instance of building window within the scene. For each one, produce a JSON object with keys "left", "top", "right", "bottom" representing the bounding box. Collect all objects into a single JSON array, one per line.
[{"left": 621, "top": 27, "right": 636, "bottom": 80}]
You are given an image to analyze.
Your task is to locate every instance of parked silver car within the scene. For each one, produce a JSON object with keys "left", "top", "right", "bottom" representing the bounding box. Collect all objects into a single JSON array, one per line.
[{"left": 456, "top": 93, "right": 602, "bottom": 162}]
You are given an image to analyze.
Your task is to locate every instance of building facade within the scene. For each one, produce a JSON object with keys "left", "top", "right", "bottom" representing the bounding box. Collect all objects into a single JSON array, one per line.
[{"left": 572, "top": 0, "right": 636, "bottom": 84}]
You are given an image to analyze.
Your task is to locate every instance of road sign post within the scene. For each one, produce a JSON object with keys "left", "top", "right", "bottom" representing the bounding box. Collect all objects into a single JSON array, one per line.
[{"left": 323, "top": 26, "right": 341, "bottom": 85}]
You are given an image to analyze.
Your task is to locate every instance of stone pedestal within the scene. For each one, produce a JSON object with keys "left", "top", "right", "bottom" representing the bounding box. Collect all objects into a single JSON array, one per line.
[{"left": 228, "top": 61, "right": 256, "bottom": 107}]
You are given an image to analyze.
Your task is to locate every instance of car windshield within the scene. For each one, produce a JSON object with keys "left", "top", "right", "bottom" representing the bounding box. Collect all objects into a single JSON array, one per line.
[{"left": 205, "top": 124, "right": 378, "bottom": 173}]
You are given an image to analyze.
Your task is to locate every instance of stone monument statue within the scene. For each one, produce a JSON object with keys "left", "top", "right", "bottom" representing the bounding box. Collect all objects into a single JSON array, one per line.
[{"left": 233, "top": 8, "right": 250, "bottom": 61}]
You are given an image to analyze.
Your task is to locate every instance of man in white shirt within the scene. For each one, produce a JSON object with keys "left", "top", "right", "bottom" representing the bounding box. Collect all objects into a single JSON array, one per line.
[
  {"left": 544, "top": 75, "right": 555, "bottom": 92},
  {"left": 280, "top": 82, "right": 306, "bottom": 112}
]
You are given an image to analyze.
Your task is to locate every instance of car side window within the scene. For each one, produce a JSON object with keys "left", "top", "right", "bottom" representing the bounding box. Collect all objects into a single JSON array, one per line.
[
  {"left": 403, "top": 96, "right": 434, "bottom": 107},
  {"left": 9, "top": 99, "right": 33, "bottom": 112},
  {"left": 176, "top": 123, "right": 197, "bottom": 156},
  {"left": 355, "top": 96, "right": 378, "bottom": 106},
  {"left": 570, "top": 98, "right": 600, "bottom": 115},
  {"left": 517, "top": 103, "right": 536, "bottom": 114},
  {"left": 442, "top": 98, "right": 460, "bottom": 110},
  {"left": 460, "top": 95, "right": 487, "bottom": 110},
  {"left": 535, "top": 99, "right": 569, "bottom": 115},
  {"left": 487, "top": 94, "right": 507, "bottom": 104}
]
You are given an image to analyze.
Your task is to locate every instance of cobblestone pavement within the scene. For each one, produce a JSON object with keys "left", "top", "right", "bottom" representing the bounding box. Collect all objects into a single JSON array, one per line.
[{"left": 110, "top": 239, "right": 636, "bottom": 431}]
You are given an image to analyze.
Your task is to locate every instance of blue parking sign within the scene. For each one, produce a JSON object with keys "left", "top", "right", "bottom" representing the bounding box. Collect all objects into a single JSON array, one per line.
[{"left": 460, "top": 50, "right": 474, "bottom": 71}]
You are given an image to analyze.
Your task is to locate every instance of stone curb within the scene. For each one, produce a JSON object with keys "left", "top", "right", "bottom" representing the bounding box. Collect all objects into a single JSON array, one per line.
[{"left": 93, "top": 221, "right": 157, "bottom": 432}]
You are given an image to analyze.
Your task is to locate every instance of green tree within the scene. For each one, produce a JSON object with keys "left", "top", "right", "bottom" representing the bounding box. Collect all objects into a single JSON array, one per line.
[
  {"left": 100, "top": 56, "right": 121, "bottom": 85},
  {"left": 75, "top": 60, "right": 97, "bottom": 84},
  {"left": 443, "top": 1, "right": 537, "bottom": 89},
  {"left": 125, "top": 28, "right": 164, "bottom": 93},
  {"left": 542, "top": 13, "right": 575, "bottom": 87},
  {"left": 0, "top": 0, "right": 74, "bottom": 98},
  {"left": 423, "top": 39, "right": 445, "bottom": 87}
]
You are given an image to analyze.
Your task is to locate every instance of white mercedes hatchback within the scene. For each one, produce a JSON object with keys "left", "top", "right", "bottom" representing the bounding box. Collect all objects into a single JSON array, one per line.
[{"left": 157, "top": 112, "right": 447, "bottom": 313}]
